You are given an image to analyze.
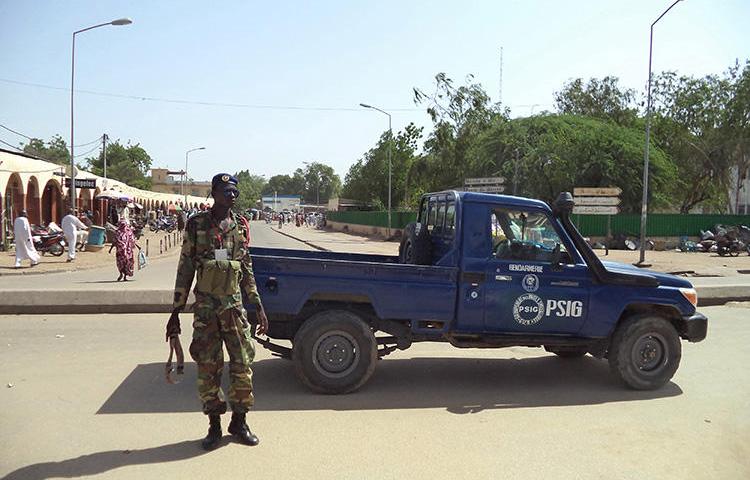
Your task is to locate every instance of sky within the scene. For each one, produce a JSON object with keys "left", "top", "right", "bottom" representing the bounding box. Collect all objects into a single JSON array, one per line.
[{"left": 1, "top": 0, "right": 748, "bottom": 183}]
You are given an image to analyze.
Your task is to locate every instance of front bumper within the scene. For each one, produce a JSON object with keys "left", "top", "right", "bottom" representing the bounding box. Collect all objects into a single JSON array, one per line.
[{"left": 680, "top": 312, "right": 708, "bottom": 342}]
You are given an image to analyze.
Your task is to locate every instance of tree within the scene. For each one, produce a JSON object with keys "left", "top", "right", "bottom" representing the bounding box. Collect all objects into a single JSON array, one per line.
[
  {"left": 650, "top": 68, "right": 737, "bottom": 212},
  {"left": 22, "top": 135, "right": 70, "bottom": 165},
  {"left": 234, "top": 170, "right": 266, "bottom": 211},
  {"left": 554, "top": 76, "right": 638, "bottom": 126},
  {"left": 85, "top": 140, "right": 153, "bottom": 190},
  {"left": 342, "top": 123, "right": 423, "bottom": 209},
  {"left": 264, "top": 173, "right": 305, "bottom": 196},
  {"left": 413, "top": 73, "right": 505, "bottom": 192},
  {"left": 469, "top": 114, "right": 677, "bottom": 212}
]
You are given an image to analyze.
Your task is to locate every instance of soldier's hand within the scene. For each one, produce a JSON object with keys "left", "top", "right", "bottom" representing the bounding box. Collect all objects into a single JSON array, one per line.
[
  {"left": 255, "top": 304, "right": 268, "bottom": 336},
  {"left": 166, "top": 309, "right": 182, "bottom": 342}
]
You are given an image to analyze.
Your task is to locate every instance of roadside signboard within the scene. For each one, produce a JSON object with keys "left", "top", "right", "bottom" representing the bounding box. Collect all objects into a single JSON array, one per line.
[
  {"left": 573, "top": 196, "right": 621, "bottom": 206},
  {"left": 464, "top": 185, "right": 505, "bottom": 193},
  {"left": 464, "top": 176, "right": 505, "bottom": 185},
  {"left": 464, "top": 176, "right": 505, "bottom": 194},
  {"left": 572, "top": 206, "right": 620, "bottom": 215},
  {"left": 573, "top": 186, "right": 622, "bottom": 249},
  {"left": 573, "top": 187, "right": 622, "bottom": 197},
  {"left": 64, "top": 178, "right": 97, "bottom": 189}
]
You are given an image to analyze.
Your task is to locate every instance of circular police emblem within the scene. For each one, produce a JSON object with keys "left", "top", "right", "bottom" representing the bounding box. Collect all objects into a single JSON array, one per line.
[
  {"left": 522, "top": 274, "right": 539, "bottom": 293},
  {"left": 513, "top": 293, "right": 544, "bottom": 326},
  {"left": 221, "top": 174, "right": 230, "bottom": 182}
]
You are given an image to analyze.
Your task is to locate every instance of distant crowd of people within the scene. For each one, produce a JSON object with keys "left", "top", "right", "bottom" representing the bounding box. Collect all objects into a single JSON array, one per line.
[{"left": 262, "top": 210, "right": 325, "bottom": 230}]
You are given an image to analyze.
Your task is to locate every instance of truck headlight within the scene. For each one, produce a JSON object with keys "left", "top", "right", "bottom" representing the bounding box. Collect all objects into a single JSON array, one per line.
[{"left": 680, "top": 288, "right": 698, "bottom": 308}]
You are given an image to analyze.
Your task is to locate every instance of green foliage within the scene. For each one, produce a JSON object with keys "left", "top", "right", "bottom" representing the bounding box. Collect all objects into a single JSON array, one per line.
[
  {"left": 22, "top": 135, "right": 70, "bottom": 165},
  {"left": 263, "top": 163, "right": 341, "bottom": 205},
  {"left": 554, "top": 76, "right": 638, "bottom": 126},
  {"left": 650, "top": 64, "right": 745, "bottom": 212},
  {"left": 342, "top": 122, "right": 423, "bottom": 209},
  {"left": 84, "top": 140, "right": 153, "bottom": 190},
  {"left": 234, "top": 170, "right": 266, "bottom": 211},
  {"left": 470, "top": 115, "right": 676, "bottom": 212}
]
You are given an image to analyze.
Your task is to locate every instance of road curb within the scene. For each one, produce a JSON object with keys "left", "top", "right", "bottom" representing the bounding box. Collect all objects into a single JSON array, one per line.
[
  {"left": 0, "top": 284, "right": 743, "bottom": 314},
  {"left": 269, "top": 227, "right": 330, "bottom": 252}
]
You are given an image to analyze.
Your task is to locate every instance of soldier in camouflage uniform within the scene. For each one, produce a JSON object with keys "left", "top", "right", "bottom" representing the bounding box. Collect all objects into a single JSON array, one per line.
[{"left": 166, "top": 173, "right": 268, "bottom": 450}]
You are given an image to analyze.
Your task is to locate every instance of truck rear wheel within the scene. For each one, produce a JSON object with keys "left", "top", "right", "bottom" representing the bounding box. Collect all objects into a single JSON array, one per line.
[
  {"left": 608, "top": 314, "right": 681, "bottom": 390},
  {"left": 292, "top": 310, "right": 377, "bottom": 394}
]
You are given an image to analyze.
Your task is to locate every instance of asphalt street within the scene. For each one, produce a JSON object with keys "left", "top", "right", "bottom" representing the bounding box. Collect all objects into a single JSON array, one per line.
[{"left": 0, "top": 304, "right": 748, "bottom": 480}]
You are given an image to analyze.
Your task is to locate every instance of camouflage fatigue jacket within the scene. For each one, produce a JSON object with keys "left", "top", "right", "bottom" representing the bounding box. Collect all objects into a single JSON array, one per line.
[{"left": 173, "top": 210, "right": 261, "bottom": 313}]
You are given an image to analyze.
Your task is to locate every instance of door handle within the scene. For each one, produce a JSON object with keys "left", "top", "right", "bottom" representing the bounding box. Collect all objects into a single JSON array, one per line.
[
  {"left": 461, "top": 272, "right": 486, "bottom": 283},
  {"left": 494, "top": 275, "right": 512, "bottom": 282}
]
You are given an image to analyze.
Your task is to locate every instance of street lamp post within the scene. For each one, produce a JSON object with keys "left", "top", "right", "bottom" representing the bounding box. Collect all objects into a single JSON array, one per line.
[
  {"left": 638, "top": 0, "right": 683, "bottom": 265},
  {"left": 69, "top": 18, "right": 132, "bottom": 210},
  {"left": 360, "top": 103, "right": 392, "bottom": 237},
  {"left": 184, "top": 147, "right": 206, "bottom": 207}
]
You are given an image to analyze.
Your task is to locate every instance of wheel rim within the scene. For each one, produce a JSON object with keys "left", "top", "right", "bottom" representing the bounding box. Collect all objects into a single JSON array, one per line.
[
  {"left": 311, "top": 330, "right": 360, "bottom": 379},
  {"left": 631, "top": 333, "right": 668, "bottom": 375}
]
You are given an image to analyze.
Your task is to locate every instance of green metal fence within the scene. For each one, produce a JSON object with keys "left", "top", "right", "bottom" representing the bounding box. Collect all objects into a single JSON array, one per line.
[
  {"left": 327, "top": 210, "right": 417, "bottom": 229},
  {"left": 328, "top": 210, "right": 750, "bottom": 237}
]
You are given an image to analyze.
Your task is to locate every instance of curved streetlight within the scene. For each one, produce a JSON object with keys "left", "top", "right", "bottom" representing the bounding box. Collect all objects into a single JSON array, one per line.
[
  {"left": 70, "top": 18, "right": 133, "bottom": 210},
  {"left": 184, "top": 147, "right": 206, "bottom": 205},
  {"left": 360, "top": 103, "right": 392, "bottom": 237},
  {"left": 638, "top": 0, "right": 683, "bottom": 265}
]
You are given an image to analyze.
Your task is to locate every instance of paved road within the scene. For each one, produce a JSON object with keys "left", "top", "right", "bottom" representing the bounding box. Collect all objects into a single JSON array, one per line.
[{"left": 0, "top": 304, "right": 747, "bottom": 479}]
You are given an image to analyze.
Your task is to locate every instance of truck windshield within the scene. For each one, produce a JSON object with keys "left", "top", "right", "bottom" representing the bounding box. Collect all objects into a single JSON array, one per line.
[{"left": 491, "top": 208, "right": 568, "bottom": 262}]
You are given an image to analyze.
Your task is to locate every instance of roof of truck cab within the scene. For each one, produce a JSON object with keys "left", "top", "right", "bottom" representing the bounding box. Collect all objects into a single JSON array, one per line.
[{"left": 428, "top": 191, "right": 552, "bottom": 211}]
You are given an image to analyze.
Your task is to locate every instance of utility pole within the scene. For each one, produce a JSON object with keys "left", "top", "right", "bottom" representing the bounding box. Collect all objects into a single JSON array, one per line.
[
  {"left": 499, "top": 46, "right": 503, "bottom": 106},
  {"left": 513, "top": 148, "right": 519, "bottom": 195},
  {"left": 102, "top": 133, "right": 108, "bottom": 179}
]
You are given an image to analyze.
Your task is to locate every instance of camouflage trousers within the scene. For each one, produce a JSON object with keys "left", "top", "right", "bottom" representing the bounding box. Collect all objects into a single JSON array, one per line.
[{"left": 189, "top": 305, "right": 255, "bottom": 415}]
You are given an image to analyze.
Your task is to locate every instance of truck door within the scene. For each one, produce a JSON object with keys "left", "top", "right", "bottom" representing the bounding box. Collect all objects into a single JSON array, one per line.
[{"left": 482, "top": 208, "right": 590, "bottom": 335}]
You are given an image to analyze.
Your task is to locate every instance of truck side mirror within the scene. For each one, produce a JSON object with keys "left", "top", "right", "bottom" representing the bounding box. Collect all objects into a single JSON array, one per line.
[{"left": 551, "top": 243, "right": 563, "bottom": 272}]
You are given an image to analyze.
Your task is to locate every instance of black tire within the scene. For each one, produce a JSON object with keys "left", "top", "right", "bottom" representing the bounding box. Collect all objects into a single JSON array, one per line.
[
  {"left": 544, "top": 346, "right": 588, "bottom": 358},
  {"left": 292, "top": 310, "right": 377, "bottom": 394},
  {"left": 49, "top": 242, "right": 64, "bottom": 257},
  {"left": 608, "top": 314, "right": 681, "bottom": 390},
  {"left": 398, "top": 222, "right": 431, "bottom": 265}
]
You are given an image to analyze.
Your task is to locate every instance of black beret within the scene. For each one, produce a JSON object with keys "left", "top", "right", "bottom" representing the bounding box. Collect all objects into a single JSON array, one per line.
[{"left": 211, "top": 173, "right": 239, "bottom": 191}]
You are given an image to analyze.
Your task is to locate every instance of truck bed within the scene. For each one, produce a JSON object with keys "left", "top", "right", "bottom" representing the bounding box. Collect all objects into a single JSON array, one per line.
[{"left": 249, "top": 247, "right": 458, "bottom": 322}]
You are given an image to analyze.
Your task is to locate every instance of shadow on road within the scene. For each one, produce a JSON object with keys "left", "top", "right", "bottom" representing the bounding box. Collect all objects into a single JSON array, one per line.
[
  {"left": 97, "top": 355, "right": 682, "bottom": 415},
  {"left": 0, "top": 440, "right": 208, "bottom": 480}
]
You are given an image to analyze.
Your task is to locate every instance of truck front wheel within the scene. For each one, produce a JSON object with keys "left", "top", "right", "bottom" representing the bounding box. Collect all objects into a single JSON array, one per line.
[
  {"left": 292, "top": 310, "right": 378, "bottom": 394},
  {"left": 608, "top": 314, "right": 681, "bottom": 390}
]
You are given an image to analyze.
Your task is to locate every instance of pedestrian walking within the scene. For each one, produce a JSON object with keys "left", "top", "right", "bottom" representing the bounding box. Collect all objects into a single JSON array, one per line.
[
  {"left": 108, "top": 219, "right": 140, "bottom": 281},
  {"left": 61, "top": 209, "right": 87, "bottom": 262},
  {"left": 166, "top": 172, "right": 268, "bottom": 450},
  {"left": 13, "top": 210, "right": 40, "bottom": 268}
]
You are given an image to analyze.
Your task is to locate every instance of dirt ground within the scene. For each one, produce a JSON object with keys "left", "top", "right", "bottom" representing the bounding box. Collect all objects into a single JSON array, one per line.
[
  {"left": 594, "top": 249, "right": 750, "bottom": 277},
  {"left": 0, "top": 229, "right": 183, "bottom": 277}
]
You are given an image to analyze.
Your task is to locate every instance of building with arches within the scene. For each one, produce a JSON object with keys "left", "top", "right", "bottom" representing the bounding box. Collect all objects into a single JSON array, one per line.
[{"left": 1, "top": 148, "right": 211, "bottom": 248}]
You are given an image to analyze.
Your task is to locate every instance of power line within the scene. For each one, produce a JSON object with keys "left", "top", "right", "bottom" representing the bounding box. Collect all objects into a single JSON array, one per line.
[
  {"left": 74, "top": 144, "right": 101, "bottom": 158},
  {"left": 0, "top": 123, "right": 32, "bottom": 140},
  {"left": 0, "top": 77, "right": 420, "bottom": 112},
  {"left": 1, "top": 122, "right": 101, "bottom": 148},
  {"left": 0, "top": 138, "right": 24, "bottom": 151}
]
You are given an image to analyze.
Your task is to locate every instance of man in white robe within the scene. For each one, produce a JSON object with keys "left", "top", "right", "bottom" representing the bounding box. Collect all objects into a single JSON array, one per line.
[
  {"left": 13, "top": 210, "right": 40, "bottom": 268},
  {"left": 61, "top": 209, "right": 87, "bottom": 262}
]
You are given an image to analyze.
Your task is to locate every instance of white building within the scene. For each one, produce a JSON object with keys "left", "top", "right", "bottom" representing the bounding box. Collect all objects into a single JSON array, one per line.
[{"left": 261, "top": 194, "right": 301, "bottom": 211}]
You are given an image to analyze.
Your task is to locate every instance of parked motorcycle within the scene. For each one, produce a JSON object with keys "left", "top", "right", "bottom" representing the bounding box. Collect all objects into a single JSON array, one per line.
[{"left": 32, "top": 231, "right": 65, "bottom": 256}]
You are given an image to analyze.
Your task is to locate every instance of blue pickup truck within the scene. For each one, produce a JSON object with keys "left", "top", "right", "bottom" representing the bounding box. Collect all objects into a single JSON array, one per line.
[{"left": 246, "top": 191, "right": 707, "bottom": 394}]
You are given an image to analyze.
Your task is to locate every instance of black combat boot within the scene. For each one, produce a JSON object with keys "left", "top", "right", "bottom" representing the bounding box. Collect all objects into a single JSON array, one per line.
[
  {"left": 227, "top": 412, "right": 259, "bottom": 446},
  {"left": 201, "top": 414, "right": 222, "bottom": 450}
]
